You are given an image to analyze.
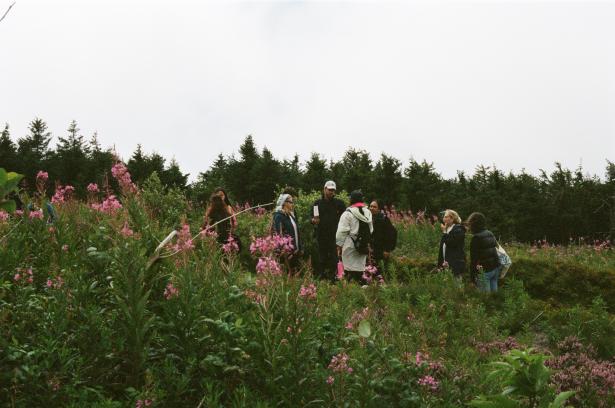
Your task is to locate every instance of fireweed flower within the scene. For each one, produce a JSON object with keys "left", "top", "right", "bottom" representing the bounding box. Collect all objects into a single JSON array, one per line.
[
  {"left": 51, "top": 185, "right": 75, "bottom": 204},
  {"left": 171, "top": 224, "right": 194, "bottom": 252},
  {"left": 62, "top": 244, "right": 69, "bottom": 252},
  {"left": 328, "top": 352, "right": 353, "bottom": 374},
  {"left": 111, "top": 162, "right": 137, "bottom": 194},
  {"left": 299, "top": 283, "right": 317, "bottom": 301},
  {"left": 345, "top": 307, "right": 370, "bottom": 330},
  {"left": 29, "top": 210, "right": 44, "bottom": 220},
  {"left": 362, "top": 264, "right": 384, "bottom": 284},
  {"left": 46, "top": 276, "right": 64, "bottom": 289},
  {"left": 0, "top": 210, "right": 9, "bottom": 222},
  {"left": 222, "top": 235, "right": 239, "bottom": 254},
  {"left": 91, "top": 195, "right": 123, "bottom": 214},
  {"left": 164, "top": 282, "right": 179, "bottom": 300},
  {"left": 120, "top": 222, "right": 134, "bottom": 237},
  {"left": 250, "top": 234, "right": 294, "bottom": 257},
  {"left": 199, "top": 226, "right": 218, "bottom": 239},
  {"left": 418, "top": 375, "right": 439, "bottom": 391},
  {"left": 86, "top": 183, "right": 99, "bottom": 193},
  {"left": 36, "top": 171, "right": 49, "bottom": 182},
  {"left": 326, "top": 376, "right": 335, "bottom": 385},
  {"left": 256, "top": 257, "right": 282, "bottom": 276}
]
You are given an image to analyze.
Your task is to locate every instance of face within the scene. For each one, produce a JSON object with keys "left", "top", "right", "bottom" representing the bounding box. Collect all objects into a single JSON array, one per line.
[
  {"left": 216, "top": 190, "right": 226, "bottom": 201},
  {"left": 284, "top": 197, "right": 294, "bottom": 211},
  {"left": 443, "top": 213, "right": 453, "bottom": 226},
  {"left": 324, "top": 188, "right": 336, "bottom": 200},
  {"left": 369, "top": 201, "right": 380, "bottom": 215}
]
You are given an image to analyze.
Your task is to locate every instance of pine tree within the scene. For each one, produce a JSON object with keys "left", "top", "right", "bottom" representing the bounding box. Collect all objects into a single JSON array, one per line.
[
  {"left": 0, "top": 123, "right": 18, "bottom": 172},
  {"left": 53, "top": 120, "right": 90, "bottom": 191},
  {"left": 160, "top": 158, "right": 188, "bottom": 189},
  {"left": 17, "top": 118, "right": 53, "bottom": 187},
  {"left": 302, "top": 153, "right": 330, "bottom": 193}
]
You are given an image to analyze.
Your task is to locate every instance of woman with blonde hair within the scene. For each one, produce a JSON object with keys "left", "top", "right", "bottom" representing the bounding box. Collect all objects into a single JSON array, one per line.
[{"left": 437, "top": 209, "right": 466, "bottom": 279}]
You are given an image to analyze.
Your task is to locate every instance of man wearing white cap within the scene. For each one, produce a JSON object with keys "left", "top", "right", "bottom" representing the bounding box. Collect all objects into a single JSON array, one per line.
[{"left": 311, "top": 180, "right": 346, "bottom": 280}]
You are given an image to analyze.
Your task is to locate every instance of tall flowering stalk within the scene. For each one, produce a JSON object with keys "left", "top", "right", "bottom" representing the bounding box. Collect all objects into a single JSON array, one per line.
[{"left": 111, "top": 162, "right": 137, "bottom": 194}]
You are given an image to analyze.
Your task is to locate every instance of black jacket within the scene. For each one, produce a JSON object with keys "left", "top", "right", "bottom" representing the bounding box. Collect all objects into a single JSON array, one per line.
[
  {"left": 311, "top": 196, "right": 346, "bottom": 242},
  {"left": 438, "top": 224, "right": 466, "bottom": 274},
  {"left": 273, "top": 211, "right": 302, "bottom": 252},
  {"left": 372, "top": 212, "right": 396, "bottom": 260},
  {"left": 470, "top": 229, "right": 500, "bottom": 274}
]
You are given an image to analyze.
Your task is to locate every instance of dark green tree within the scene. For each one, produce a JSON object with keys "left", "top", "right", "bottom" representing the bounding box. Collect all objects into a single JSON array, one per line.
[
  {"left": 0, "top": 123, "right": 18, "bottom": 172},
  {"left": 17, "top": 118, "right": 53, "bottom": 188}
]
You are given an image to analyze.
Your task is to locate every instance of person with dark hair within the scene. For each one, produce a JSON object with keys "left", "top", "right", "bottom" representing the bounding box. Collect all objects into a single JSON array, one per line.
[
  {"left": 369, "top": 200, "right": 396, "bottom": 269},
  {"left": 467, "top": 212, "right": 501, "bottom": 292},
  {"left": 273, "top": 193, "right": 302, "bottom": 270},
  {"left": 204, "top": 193, "right": 236, "bottom": 247},
  {"left": 437, "top": 209, "right": 466, "bottom": 280},
  {"left": 311, "top": 181, "right": 346, "bottom": 281},
  {"left": 336, "top": 190, "right": 373, "bottom": 281}
]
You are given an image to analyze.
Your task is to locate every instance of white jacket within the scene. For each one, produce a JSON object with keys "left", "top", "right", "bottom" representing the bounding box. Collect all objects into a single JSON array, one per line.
[{"left": 335, "top": 206, "right": 374, "bottom": 272}]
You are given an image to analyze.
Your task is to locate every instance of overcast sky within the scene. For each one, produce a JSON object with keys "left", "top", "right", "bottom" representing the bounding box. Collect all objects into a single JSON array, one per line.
[{"left": 1, "top": 0, "right": 614, "bottom": 181}]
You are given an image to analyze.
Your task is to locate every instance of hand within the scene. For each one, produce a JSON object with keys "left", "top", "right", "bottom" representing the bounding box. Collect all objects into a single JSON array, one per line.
[
  {"left": 311, "top": 216, "right": 320, "bottom": 225},
  {"left": 336, "top": 245, "right": 342, "bottom": 258},
  {"left": 383, "top": 251, "right": 390, "bottom": 259},
  {"left": 440, "top": 223, "right": 446, "bottom": 232}
]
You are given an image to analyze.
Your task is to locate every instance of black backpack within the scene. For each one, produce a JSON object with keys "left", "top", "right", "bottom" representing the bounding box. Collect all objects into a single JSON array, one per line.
[{"left": 348, "top": 208, "right": 372, "bottom": 255}]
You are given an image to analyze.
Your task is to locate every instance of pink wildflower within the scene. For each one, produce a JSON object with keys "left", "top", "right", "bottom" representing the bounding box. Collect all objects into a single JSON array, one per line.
[
  {"left": 36, "top": 170, "right": 49, "bottom": 182},
  {"left": 91, "top": 195, "right": 123, "bottom": 214},
  {"left": 62, "top": 244, "right": 69, "bottom": 252},
  {"left": 52, "top": 185, "right": 75, "bottom": 204},
  {"left": 256, "top": 257, "right": 282, "bottom": 276},
  {"left": 326, "top": 376, "right": 335, "bottom": 385},
  {"left": 418, "top": 375, "right": 439, "bottom": 391},
  {"left": 164, "top": 282, "right": 179, "bottom": 300},
  {"left": 0, "top": 210, "right": 9, "bottom": 222},
  {"left": 222, "top": 235, "right": 239, "bottom": 254},
  {"left": 111, "top": 162, "right": 137, "bottom": 194},
  {"left": 299, "top": 283, "right": 317, "bottom": 301},
  {"left": 29, "top": 209, "right": 44, "bottom": 220},
  {"left": 14, "top": 273, "right": 21, "bottom": 281},
  {"left": 121, "top": 222, "right": 134, "bottom": 237},
  {"left": 87, "top": 183, "right": 99, "bottom": 193},
  {"left": 362, "top": 264, "right": 384, "bottom": 284},
  {"left": 345, "top": 307, "right": 370, "bottom": 330},
  {"left": 172, "top": 224, "right": 194, "bottom": 252},
  {"left": 250, "top": 234, "right": 294, "bottom": 257},
  {"left": 328, "top": 352, "right": 353, "bottom": 374}
]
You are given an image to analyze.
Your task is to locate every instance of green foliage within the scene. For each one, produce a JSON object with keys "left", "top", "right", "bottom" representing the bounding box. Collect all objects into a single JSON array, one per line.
[
  {"left": 470, "top": 349, "right": 574, "bottom": 408},
  {"left": 0, "top": 167, "right": 24, "bottom": 212}
]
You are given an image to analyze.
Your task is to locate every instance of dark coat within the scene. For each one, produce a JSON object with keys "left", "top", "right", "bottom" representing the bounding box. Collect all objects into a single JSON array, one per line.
[
  {"left": 311, "top": 196, "right": 346, "bottom": 243},
  {"left": 438, "top": 224, "right": 466, "bottom": 275},
  {"left": 470, "top": 229, "right": 500, "bottom": 275},
  {"left": 372, "top": 212, "right": 396, "bottom": 261},
  {"left": 273, "top": 211, "right": 302, "bottom": 252}
]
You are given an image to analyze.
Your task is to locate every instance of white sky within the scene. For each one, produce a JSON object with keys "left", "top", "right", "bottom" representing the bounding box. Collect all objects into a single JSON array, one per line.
[{"left": 1, "top": 0, "right": 614, "bottom": 181}]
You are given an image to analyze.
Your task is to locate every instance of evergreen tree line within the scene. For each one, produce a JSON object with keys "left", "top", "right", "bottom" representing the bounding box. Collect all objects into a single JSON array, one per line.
[{"left": 1, "top": 119, "right": 614, "bottom": 243}]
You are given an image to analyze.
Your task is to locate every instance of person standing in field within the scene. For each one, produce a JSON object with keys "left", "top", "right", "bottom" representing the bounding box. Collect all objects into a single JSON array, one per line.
[
  {"left": 311, "top": 181, "right": 346, "bottom": 281},
  {"left": 437, "top": 209, "right": 466, "bottom": 280},
  {"left": 336, "top": 190, "right": 373, "bottom": 282},
  {"left": 467, "top": 212, "right": 501, "bottom": 292},
  {"left": 273, "top": 193, "right": 302, "bottom": 271},
  {"left": 369, "top": 200, "right": 397, "bottom": 272},
  {"left": 204, "top": 193, "right": 237, "bottom": 248}
]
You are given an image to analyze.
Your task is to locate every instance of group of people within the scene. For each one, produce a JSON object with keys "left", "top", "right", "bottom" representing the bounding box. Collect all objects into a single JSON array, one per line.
[
  {"left": 204, "top": 181, "right": 503, "bottom": 292},
  {"left": 271, "top": 181, "right": 397, "bottom": 281},
  {"left": 438, "top": 209, "right": 503, "bottom": 292}
]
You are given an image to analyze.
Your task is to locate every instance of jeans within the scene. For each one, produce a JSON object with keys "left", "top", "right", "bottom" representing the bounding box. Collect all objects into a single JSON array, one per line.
[{"left": 478, "top": 265, "right": 502, "bottom": 292}]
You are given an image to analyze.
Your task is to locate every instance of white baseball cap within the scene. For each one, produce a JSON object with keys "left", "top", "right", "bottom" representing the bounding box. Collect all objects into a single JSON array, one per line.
[{"left": 324, "top": 180, "right": 336, "bottom": 190}]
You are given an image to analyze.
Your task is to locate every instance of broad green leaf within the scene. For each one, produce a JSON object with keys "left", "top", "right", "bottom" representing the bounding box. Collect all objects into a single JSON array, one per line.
[
  {"left": 358, "top": 320, "right": 371, "bottom": 338},
  {"left": 549, "top": 391, "right": 575, "bottom": 408},
  {"left": 0, "top": 168, "right": 7, "bottom": 185},
  {"left": 0, "top": 200, "right": 16, "bottom": 213}
]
